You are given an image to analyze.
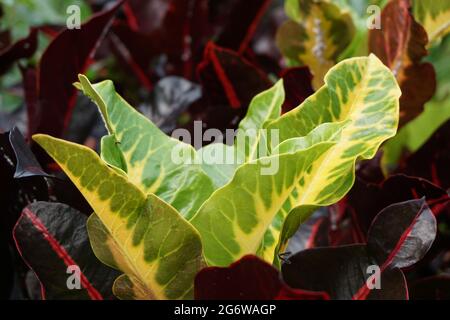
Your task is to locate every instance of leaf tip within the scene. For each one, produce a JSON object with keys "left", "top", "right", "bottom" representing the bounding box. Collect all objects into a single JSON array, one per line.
[
  {"left": 73, "top": 82, "right": 82, "bottom": 90},
  {"left": 77, "top": 74, "right": 90, "bottom": 86},
  {"left": 32, "top": 133, "right": 49, "bottom": 144}
]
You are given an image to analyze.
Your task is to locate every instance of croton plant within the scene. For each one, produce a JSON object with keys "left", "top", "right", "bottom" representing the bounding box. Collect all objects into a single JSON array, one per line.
[{"left": 1, "top": 0, "right": 450, "bottom": 301}]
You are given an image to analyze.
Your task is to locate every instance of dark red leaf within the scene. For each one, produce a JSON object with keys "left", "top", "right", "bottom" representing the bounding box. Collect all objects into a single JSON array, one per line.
[
  {"left": 399, "top": 120, "right": 450, "bottom": 190},
  {"left": 0, "top": 29, "right": 11, "bottom": 52},
  {"left": 29, "top": 0, "right": 123, "bottom": 138},
  {"left": 282, "top": 199, "right": 436, "bottom": 300},
  {"left": 216, "top": 0, "right": 272, "bottom": 54},
  {"left": 113, "top": 0, "right": 209, "bottom": 79},
  {"left": 365, "top": 268, "right": 409, "bottom": 300},
  {"left": 283, "top": 244, "right": 408, "bottom": 299},
  {"left": 190, "top": 42, "right": 271, "bottom": 134},
  {"left": 108, "top": 25, "right": 154, "bottom": 90},
  {"left": 355, "top": 152, "right": 385, "bottom": 184},
  {"left": 20, "top": 66, "right": 39, "bottom": 137},
  {"left": 0, "top": 28, "right": 38, "bottom": 75},
  {"left": 13, "top": 202, "right": 119, "bottom": 300},
  {"left": 195, "top": 255, "right": 329, "bottom": 300},
  {"left": 398, "top": 62, "right": 436, "bottom": 125},
  {"left": 369, "top": 0, "right": 436, "bottom": 126},
  {"left": 198, "top": 42, "right": 271, "bottom": 108},
  {"left": 299, "top": 174, "right": 449, "bottom": 252},
  {"left": 12, "top": 128, "right": 91, "bottom": 214},
  {"left": 0, "top": 129, "right": 92, "bottom": 235},
  {"left": 122, "top": 0, "right": 168, "bottom": 32},
  {"left": 347, "top": 174, "right": 450, "bottom": 236},
  {"left": 280, "top": 67, "right": 314, "bottom": 112},
  {"left": 0, "top": 131, "right": 49, "bottom": 236},
  {"left": 367, "top": 199, "right": 436, "bottom": 269}
]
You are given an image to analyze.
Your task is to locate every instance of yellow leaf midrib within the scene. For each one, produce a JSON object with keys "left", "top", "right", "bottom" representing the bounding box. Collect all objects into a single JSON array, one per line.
[{"left": 296, "top": 59, "right": 372, "bottom": 205}]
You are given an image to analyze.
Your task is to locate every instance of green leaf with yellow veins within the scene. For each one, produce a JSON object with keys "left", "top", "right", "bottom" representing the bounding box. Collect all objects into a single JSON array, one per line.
[
  {"left": 197, "top": 80, "right": 284, "bottom": 189},
  {"left": 100, "top": 134, "right": 127, "bottom": 175},
  {"left": 272, "top": 121, "right": 349, "bottom": 155},
  {"left": 197, "top": 143, "right": 241, "bottom": 189},
  {"left": 276, "top": 0, "right": 355, "bottom": 89},
  {"left": 190, "top": 137, "right": 336, "bottom": 267},
  {"left": 264, "top": 54, "right": 401, "bottom": 264},
  {"left": 190, "top": 55, "right": 400, "bottom": 267},
  {"left": 33, "top": 134, "right": 205, "bottom": 300},
  {"left": 235, "top": 79, "right": 284, "bottom": 161},
  {"left": 76, "top": 75, "right": 214, "bottom": 219},
  {"left": 257, "top": 121, "right": 348, "bottom": 262},
  {"left": 413, "top": 0, "right": 450, "bottom": 45}
]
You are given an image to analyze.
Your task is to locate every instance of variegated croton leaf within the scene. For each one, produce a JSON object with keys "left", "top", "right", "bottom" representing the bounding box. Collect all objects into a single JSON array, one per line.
[
  {"left": 33, "top": 135, "right": 205, "bottom": 300},
  {"left": 276, "top": 0, "right": 356, "bottom": 89},
  {"left": 191, "top": 54, "right": 400, "bottom": 266},
  {"left": 413, "top": 0, "right": 450, "bottom": 45},
  {"left": 33, "top": 54, "right": 400, "bottom": 298},
  {"left": 75, "top": 75, "right": 215, "bottom": 220}
]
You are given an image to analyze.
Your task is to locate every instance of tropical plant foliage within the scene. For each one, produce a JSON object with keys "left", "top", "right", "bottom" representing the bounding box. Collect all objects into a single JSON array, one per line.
[{"left": 1, "top": 0, "right": 450, "bottom": 301}]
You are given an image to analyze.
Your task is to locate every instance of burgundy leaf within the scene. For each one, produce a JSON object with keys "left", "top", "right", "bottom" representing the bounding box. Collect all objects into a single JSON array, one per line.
[
  {"left": 189, "top": 42, "right": 272, "bottom": 135},
  {"left": 280, "top": 66, "right": 314, "bottom": 113},
  {"left": 13, "top": 202, "right": 119, "bottom": 300},
  {"left": 367, "top": 199, "right": 436, "bottom": 269},
  {"left": 0, "top": 129, "right": 91, "bottom": 234},
  {"left": 282, "top": 199, "right": 436, "bottom": 300},
  {"left": 299, "top": 176, "right": 449, "bottom": 286},
  {"left": 10, "top": 127, "right": 91, "bottom": 214},
  {"left": 216, "top": 0, "right": 272, "bottom": 54},
  {"left": 113, "top": 0, "right": 209, "bottom": 79},
  {"left": 0, "top": 28, "right": 38, "bottom": 75},
  {"left": 0, "top": 131, "right": 49, "bottom": 236},
  {"left": 346, "top": 174, "right": 450, "bottom": 236},
  {"left": 354, "top": 152, "right": 385, "bottom": 184},
  {"left": 20, "top": 66, "right": 38, "bottom": 137},
  {"left": 157, "top": 0, "right": 209, "bottom": 74},
  {"left": 369, "top": 0, "right": 436, "bottom": 126},
  {"left": 123, "top": 0, "right": 169, "bottom": 33},
  {"left": 364, "top": 268, "right": 409, "bottom": 300},
  {"left": 108, "top": 25, "right": 154, "bottom": 90},
  {"left": 399, "top": 120, "right": 450, "bottom": 190},
  {"left": 292, "top": 174, "right": 448, "bottom": 252},
  {"left": 398, "top": 62, "right": 436, "bottom": 125},
  {"left": 195, "top": 255, "right": 329, "bottom": 300},
  {"left": 283, "top": 244, "right": 408, "bottom": 300},
  {"left": 0, "top": 29, "right": 11, "bottom": 52},
  {"left": 29, "top": 0, "right": 123, "bottom": 138}
]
